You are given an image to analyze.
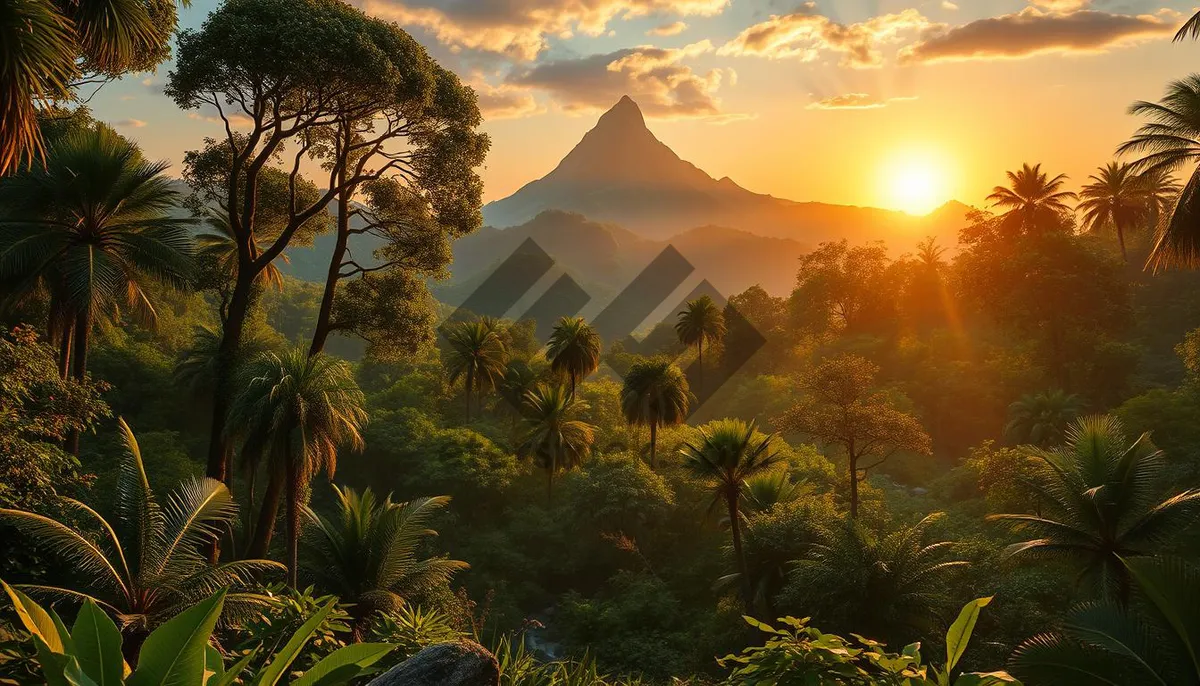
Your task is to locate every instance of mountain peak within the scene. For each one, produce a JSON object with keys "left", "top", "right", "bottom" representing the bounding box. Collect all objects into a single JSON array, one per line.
[{"left": 594, "top": 95, "right": 647, "bottom": 133}]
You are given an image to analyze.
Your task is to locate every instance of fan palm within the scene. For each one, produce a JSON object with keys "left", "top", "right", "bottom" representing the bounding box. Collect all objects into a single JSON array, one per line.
[
  {"left": 196, "top": 212, "right": 287, "bottom": 292},
  {"left": 1078, "top": 162, "right": 1152, "bottom": 262},
  {"left": 675, "top": 295, "right": 726, "bottom": 395},
  {"left": 227, "top": 349, "right": 368, "bottom": 586},
  {"left": 443, "top": 318, "right": 506, "bottom": 421},
  {"left": 1118, "top": 75, "right": 1200, "bottom": 270},
  {"left": 784, "top": 513, "right": 967, "bottom": 647},
  {"left": 0, "top": 419, "right": 280, "bottom": 652},
  {"left": 986, "top": 163, "right": 1077, "bottom": 235},
  {"left": 1010, "top": 556, "right": 1200, "bottom": 686},
  {"left": 620, "top": 359, "right": 691, "bottom": 469},
  {"left": 302, "top": 485, "right": 468, "bottom": 640},
  {"left": 0, "top": 126, "right": 194, "bottom": 389},
  {"left": 517, "top": 383, "right": 595, "bottom": 502},
  {"left": 1004, "top": 389, "right": 1085, "bottom": 447},
  {"left": 989, "top": 415, "right": 1200, "bottom": 601},
  {"left": 680, "top": 418, "right": 781, "bottom": 608},
  {"left": 742, "top": 471, "right": 809, "bottom": 514},
  {"left": 545, "top": 316, "right": 601, "bottom": 398}
]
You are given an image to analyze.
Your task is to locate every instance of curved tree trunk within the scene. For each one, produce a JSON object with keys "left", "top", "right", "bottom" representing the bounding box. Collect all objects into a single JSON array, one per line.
[
  {"left": 66, "top": 310, "right": 90, "bottom": 455},
  {"left": 310, "top": 161, "right": 350, "bottom": 357},
  {"left": 649, "top": 421, "right": 658, "bottom": 470},
  {"left": 249, "top": 469, "right": 284, "bottom": 559},
  {"left": 285, "top": 443, "right": 300, "bottom": 587},
  {"left": 726, "top": 490, "right": 751, "bottom": 611}
]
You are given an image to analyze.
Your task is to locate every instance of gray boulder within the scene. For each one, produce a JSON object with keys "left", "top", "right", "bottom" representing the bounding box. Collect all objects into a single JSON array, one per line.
[{"left": 368, "top": 640, "right": 500, "bottom": 686}]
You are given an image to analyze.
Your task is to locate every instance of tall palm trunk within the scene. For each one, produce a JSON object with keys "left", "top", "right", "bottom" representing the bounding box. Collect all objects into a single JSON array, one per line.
[
  {"left": 66, "top": 310, "right": 90, "bottom": 455},
  {"left": 285, "top": 442, "right": 301, "bottom": 587},
  {"left": 649, "top": 421, "right": 658, "bottom": 470},
  {"left": 696, "top": 341, "right": 704, "bottom": 396},
  {"left": 249, "top": 469, "right": 284, "bottom": 559},
  {"left": 464, "top": 368, "right": 474, "bottom": 421},
  {"left": 726, "top": 490, "right": 751, "bottom": 610},
  {"left": 1115, "top": 220, "right": 1128, "bottom": 263}
]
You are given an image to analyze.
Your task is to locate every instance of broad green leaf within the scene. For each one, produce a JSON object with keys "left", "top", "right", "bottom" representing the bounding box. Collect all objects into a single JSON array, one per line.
[
  {"left": 252, "top": 598, "right": 337, "bottom": 686},
  {"left": 72, "top": 599, "right": 125, "bottom": 686},
  {"left": 34, "top": 635, "right": 71, "bottom": 686},
  {"left": 64, "top": 657, "right": 101, "bottom": 686},
  {"left": 207, "top": 648, "right": 258, "bottom": 686},
  {"left": 945, "top": 597, "right": 992, "bottom": 674},
  {"left": 128, "top": 590, "right": 227, "bottom": 686},
  {"left": 292, "top": 643, "right": 395, "bottom": 686},
  {"left": 4, "top": 580, "right": 68, "bottom": 653},
  {"left": 204, "top": 645, "right": 224, "bottom": 683},
  {"left": 956, "top": 672, "right": 1022, "bottom": 686}
]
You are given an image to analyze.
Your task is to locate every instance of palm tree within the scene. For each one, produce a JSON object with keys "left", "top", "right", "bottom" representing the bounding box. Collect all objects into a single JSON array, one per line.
[
  {"left": 680, "top": 418, "right": 781, "bottom": 608},
  {"left": 986, "top": 163, "right": 1077, "bottom": 235},
  {"left": 675, "top": 295, "right": 726, "bottom": 395},
  {"left": 196, "top": 212, "right": 288, "bottom": 293},
  {"left": 1010, "top": 556, "right": 1200, "bottom": 686},
  {"left": 545, "top": 316, "right": 601, "bottom": 398},
  {"left": 443, "top": 318, "right": 506, "bottom": 421},
  {"left": 1004, "top": 389, "right": 1085, "bottom": 447},
  {"left": 0, "top": 419, "right": 280, "bottom": 653},
  {"left": 0, "top": 0, "right": 176, "bottom": 175},
  {"left": 915, "top": 236, "right": 947, "bottom": 270},
  {"left": 302, "top": 485, "right": 468, "bottom": 640},
  {"left": 620, "top": 359, "right": 691, "bottom": 469},
  {"left": 1175, "top": 10, "right": 1200, "bottom": 41},
  {"left": 1118, "top": 76, "right": 1200, "bottom": 270},
  {"left": 1137, "top": 168, "right": 1181, "bottom": 234},
  {"left": 742, "top": 471, "right": 808, "bottom": 514},
  {"left": 517, "top": 383, "right": 595, "bottom": 502},
  {"left": 784, "top": 513, "right": 967, "bottom": 647},
  {"left": 989, "top": 415, "right": 1200, "bottom": 602},
  {"left": 1078, "top": 162, "right": 1152, "bottom": 262},
  {"left": 227, "top": 349, "right": 368, "bottom": 586},
  {"left": 0, "top": 126, "right": 194, "bottom": 389}
]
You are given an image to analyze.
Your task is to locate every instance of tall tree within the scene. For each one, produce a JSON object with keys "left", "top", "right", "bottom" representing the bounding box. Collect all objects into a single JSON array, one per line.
[
  {"left": 0, "top": 0, "right": 181, "bottom": 174},
  {"left": 676, "top": 295, "right": 726, "bottom": 396},
  {"left": 986, "top": 163, "right": 1077, "bottom": 235},
  {"left": 0, "top": 125, "right": 194, "bottom": 456},
  {"left": 989, "top": 415, "right": 1200, "bottom": 602},
  {"left": 167, "top": 0, "right": 482, "bottom": 485},
  {"left": 1119, "top": 75, "right": 1200, "bottom": 270},
  {"left": 0, "top": 419, "right": 279, "bottom": 654},
  {"left": 620, "top": 359, "right": 691, "bottom": 469},
  {"left": 302, "top": 486, "right": 467, "bottom": 640},
  {"left": 680, "top": 418, "right": 781, "bottom": 609},
  {"left": 546, "top": 316, "right": 602, "bottom": 398},
  {"left": 777, "top": 355, "right": 931, "bottom": 518},
  {"left": 518, "top": 383, "right": 595, "bottom": 502},
  {"left": 227, "top": 349, "right": 367, "bottom": 585},
  {"left": 443, "top": 318, "right": 507, "bottom": 421},
  {"left": 1077, "top": 162, "right": 1150, "bottom": 262},
  {"left": 789, "top": 240, "right": 900, "bottom": 337}
]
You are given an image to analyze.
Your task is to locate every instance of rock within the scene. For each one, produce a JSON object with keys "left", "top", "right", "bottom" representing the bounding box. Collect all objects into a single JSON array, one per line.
[{"left": 368, "top": 640, "right": 500, "bottom": 686}]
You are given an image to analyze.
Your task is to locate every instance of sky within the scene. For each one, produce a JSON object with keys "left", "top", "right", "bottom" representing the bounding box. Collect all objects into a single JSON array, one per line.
[{"left": 88, "top": 0, "right": 1200, "bottom": 214}]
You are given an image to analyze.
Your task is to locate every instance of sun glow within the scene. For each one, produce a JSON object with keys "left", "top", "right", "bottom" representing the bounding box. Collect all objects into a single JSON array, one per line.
[{"left": 880, "top": 150, "right": 949, "bottom": 215}]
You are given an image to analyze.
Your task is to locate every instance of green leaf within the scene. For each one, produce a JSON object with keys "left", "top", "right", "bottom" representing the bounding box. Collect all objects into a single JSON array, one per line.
[
  {"left": 955, "top": 672, "right": 1022, "bottom": 686},
  {"left": 252, "top": 598, "right": 337, "bottom": 686},
  {"left": 34, "top": 635, "right": 71, "bottom": 686},
  {"left": 4, "top": 580, "right": 68, "bottom": 654},
  {"left": 291, "top": 643, "right": 395, "bottom": 686},
  {"left": 71, "top": 599, "right": 125, "bottom": 686},
  {"left": 204, "top": 645, "right": 224, "bottom": 683},
  {"left": 64, "top": 657, "right": 101, "bottom": 686},
  {"left": 945, "top": 597, "right": 992, "bottom": 674},
  {"left": 207, "top": 649, "right": 258, "bottom": 686},
  {"left": 127, "top": 590, "right": 227, "bottom": 686}
]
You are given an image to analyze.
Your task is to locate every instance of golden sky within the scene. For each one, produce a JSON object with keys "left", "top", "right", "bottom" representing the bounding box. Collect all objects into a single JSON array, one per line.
[{"left": 91, "top": 0, "right": 1200, "bottom": 215}]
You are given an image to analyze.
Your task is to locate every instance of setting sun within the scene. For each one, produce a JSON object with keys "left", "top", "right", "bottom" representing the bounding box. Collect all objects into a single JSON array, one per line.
[{"left": 881, "top": 151, "right": 950, "bottom": 215}]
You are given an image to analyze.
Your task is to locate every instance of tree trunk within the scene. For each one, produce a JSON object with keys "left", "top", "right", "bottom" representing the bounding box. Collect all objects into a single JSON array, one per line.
[
  {"left": 697, "top": 341, "right": 704, "bottom": 397},
  {"left": 207, "top": 273, "right": 254, "bottom": 484},
  {"left": 1116, "top": 222, "right": 1128, "bottom": 263},
  {"left": 464, "top": 368, "right": 474, "bottom": 422},
  {"left": 849, "top": 456, "right": 859, "bottom": 519},
  {"left": 56, "top": 321, "right": 72, "bottom": 380},
  {"left": 286, "top": 443, "right": 300, "bottom": 587},
  {"left": 546, "top": 450, "right": 556, "bottom": 504},
  {"left": 248, "top": 469, "right": 284, "bottom": 559},
  {"left": 649, "top": 421, "right": 658, "bottom": 470},
  {"left": 727, "top": 490, "right": 751, "bottom": 610},
  {"left": 309, "top": 164, "right": 350, "bottom": 357},
  {"left": 66, "top": 310, "right": 90, "bottom": 456}
]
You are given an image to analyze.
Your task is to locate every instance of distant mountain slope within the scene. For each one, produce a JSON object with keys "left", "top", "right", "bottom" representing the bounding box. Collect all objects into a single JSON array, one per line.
[{"left": 483, "top": 96, "right": 969, "bottom": 249}]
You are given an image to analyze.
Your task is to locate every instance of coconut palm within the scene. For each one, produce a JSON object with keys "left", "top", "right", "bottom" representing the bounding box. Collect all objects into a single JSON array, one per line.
[
  {"left": 1010, "top": 556, "right": 1200, "bottom": 686},
  {"left": 1137, "top": 168, "right": 1181, "bottom": 233},
  {"left": 989, "top": 415, "right": 1200, "bottom": 602},
  {"left": 518, "top": 383, "right": 595, "bottom": 502},
  {"left": 1004, "top": 389, "right": 1085, "bottom": 447},
  {"left": 1118, "top": 75, "right": 1200, "bottom": 270},
  {"left": 0, "top": 0, "right": 177, "bottom": 175},
  {"left": 915, "top": 236, "right": 947, "bottom": 270},
  {"left": 620, "top": 359, "right": 691, "bottom": 469},
  {"left": 302, "top": 485, "right": 467, "bottom": 640},
  {"left": 680, "top": 418, "right": 781, "bottom": 608},
  {"left": 0, "top": 419, "right": 280, "bottom": 652},
  {"left": 675, "top": 295, "right": 726, "bottom": 395},
  {"left": 442, "top": 317, "right": 506, "bottom": 421},
  {"left": 0, "top": 126, "right": 194, "bottom": 389},
  {"left": 986, "top": 163, "right": 1077, "bottom": 235},
  {"left": 1078, "top": 162, "right": 1152, "bottom": 262},
  {"left": 545, "top": 316, "right": 601, "bottom": 398},
  {"left": 227, "top": 349, "right": 368, "bottom": 586},
  {"left": 784, "top": 513, "right": 967, "bottom": 647}
]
